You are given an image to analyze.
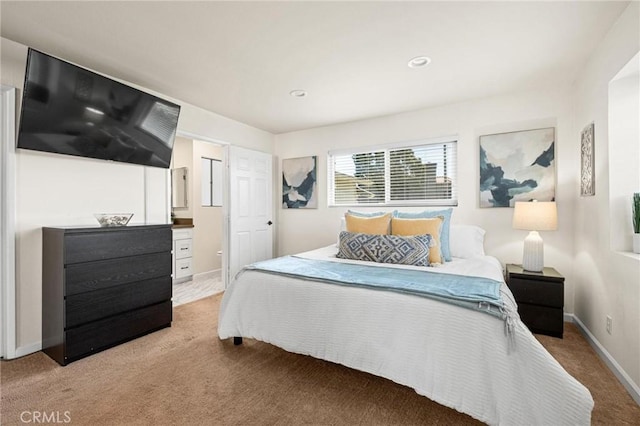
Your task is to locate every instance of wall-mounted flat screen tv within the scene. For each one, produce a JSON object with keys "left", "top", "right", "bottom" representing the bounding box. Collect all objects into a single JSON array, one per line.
[{"left": 17, "top": 48, "right": 180, "bottom": 168}]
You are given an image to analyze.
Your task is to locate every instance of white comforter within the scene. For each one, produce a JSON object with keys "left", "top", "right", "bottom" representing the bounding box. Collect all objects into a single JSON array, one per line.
[{"left": 218, "top": 246, "right": 593, "bottom": 425}]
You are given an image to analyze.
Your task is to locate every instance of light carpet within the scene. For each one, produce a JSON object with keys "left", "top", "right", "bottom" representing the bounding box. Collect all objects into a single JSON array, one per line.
[{"left": 1, "top": 293, "right": 638, "bottom": 425}]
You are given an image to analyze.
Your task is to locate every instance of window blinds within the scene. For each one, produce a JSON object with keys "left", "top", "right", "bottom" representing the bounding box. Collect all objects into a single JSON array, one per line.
[{"left": 328, "top": 139, "right": 457, "bottom": 206}]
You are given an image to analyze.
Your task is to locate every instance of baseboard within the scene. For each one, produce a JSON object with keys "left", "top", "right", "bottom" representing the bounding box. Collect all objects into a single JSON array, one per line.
[
  {"left": 193, "top": 269, "right": 221, "bottom": 280},
  {"left": 5, "top": 341, "right": 42, "bottom": 359},
  {"left": 563, "top": 312, "right": 574, "bottom": 323},
  {"left": 568, "top": 313, "right": 640, "bottom": 405}
]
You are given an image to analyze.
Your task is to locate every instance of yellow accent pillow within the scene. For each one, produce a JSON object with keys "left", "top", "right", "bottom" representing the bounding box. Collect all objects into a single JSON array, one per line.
[
  {"left": 345, "top": 213, "right": 391, "bottom": 235},
  {"left": 391, "top": 216, "right": 444, "bottom": 264}
]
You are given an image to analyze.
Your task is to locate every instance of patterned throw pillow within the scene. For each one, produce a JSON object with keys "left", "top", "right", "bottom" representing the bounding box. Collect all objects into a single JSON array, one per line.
[{"left": 336, "top": 231, "right": 432, "bottom": 267}]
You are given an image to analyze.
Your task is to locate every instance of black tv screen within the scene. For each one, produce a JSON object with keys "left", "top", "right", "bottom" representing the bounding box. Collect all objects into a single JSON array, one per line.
[{"left": 17, "top": 48, "right": 180, "bottom": 168}]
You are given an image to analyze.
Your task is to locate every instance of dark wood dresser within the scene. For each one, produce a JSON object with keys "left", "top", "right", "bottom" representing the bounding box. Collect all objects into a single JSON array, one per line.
[
  {"left": 506, "top": 263, "right": 564, "bottom": 338},
  {"left": 42, "top": 224, "right": 173, "bottom": 365}
]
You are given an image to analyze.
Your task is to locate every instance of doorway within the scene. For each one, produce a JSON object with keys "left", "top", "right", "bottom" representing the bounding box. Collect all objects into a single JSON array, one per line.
[{"left": 171, "top": 133, "right": 229, "bottom": 306}]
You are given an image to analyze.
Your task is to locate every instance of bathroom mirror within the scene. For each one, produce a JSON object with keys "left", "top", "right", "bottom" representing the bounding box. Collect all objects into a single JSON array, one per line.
[{"left": 172, "top": 167, "right": 188, "bottom": 208}]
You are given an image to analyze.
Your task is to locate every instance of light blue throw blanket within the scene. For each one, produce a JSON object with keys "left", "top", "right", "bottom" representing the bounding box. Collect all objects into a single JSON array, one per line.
[{"left": 243, "top": 256, "right": 509, "bottom": 321}]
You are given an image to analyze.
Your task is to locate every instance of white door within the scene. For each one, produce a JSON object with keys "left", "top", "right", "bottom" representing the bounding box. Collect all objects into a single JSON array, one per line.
[{"left": 227, "top": 146, "right": 273, "bottom": 284}]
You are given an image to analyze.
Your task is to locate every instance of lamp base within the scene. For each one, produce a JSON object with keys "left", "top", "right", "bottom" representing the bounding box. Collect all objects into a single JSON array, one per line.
[{"left": 522, "top": 231, "right": 544, "bottom": 272}]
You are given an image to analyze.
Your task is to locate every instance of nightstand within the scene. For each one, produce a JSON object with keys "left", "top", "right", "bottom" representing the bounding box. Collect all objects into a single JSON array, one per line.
[{"left": 505, "top": 264, "right": 564, "bottom": 338}]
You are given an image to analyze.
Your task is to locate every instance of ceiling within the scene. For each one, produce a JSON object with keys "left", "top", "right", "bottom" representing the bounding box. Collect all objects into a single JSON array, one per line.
[{"left": 0, "top": 1, "right": 629, "bottom": 134}]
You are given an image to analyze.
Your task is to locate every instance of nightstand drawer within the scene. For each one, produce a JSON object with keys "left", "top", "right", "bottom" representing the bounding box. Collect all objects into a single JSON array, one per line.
[
  {"left": 517, "top": 303, "right": 563, "bottom": 337},
  {"left": 508, "top": 277, "right": 563, "bottom": 308}
]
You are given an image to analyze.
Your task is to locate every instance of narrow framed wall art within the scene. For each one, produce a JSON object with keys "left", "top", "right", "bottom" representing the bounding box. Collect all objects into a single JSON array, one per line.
[{"left": 580, "top": 123, "right": 595, "bottom": 197}]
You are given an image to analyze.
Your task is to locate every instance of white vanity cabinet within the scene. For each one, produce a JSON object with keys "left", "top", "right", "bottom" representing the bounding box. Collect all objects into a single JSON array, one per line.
[{"left": 172, "top": 228, "right": 193, "bottom": 282}]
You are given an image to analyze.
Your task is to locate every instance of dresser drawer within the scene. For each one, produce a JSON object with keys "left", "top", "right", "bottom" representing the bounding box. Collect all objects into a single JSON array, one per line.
[
  {"left": 66, "top": 252, "right": 172, "bottom": 296},
  {"left": 508, "top": 277, "right": 563, "bottom": 308},
  {"left": 175, "top": 257, "right": 193, "bottom": 278},
  {"left": 175, "top": 239, "right": 192, "bottom": 260},
  {"left": 65, "top": 301, "right": 172, "bottom": 363},
  {"left": 65, "top": 276, "right": 171, "bottom": 328},
  {"left": 65, "top": 227, "right": 172, "bottom": 264}
]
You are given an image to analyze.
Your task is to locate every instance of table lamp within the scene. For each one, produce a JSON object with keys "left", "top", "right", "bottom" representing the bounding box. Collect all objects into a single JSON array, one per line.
[{"left": 512, "top": 200, "right": 557, "bottom": 272}]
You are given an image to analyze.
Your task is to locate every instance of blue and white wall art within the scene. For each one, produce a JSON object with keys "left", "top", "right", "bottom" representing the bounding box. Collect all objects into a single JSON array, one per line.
[
  {"left": 479, "top": 128, "right": 556, "bottom": 208},
  {"left": 282, "top": 155, "right": 317, "bottom": 209}
]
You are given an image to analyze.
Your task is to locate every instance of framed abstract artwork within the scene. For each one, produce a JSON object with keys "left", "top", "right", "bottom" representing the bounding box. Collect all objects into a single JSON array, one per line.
[
  {"left": 479, "top": 127, "right": 556, "bottom": 207},
  {"left": 282, "top": 156, "right": 318, "bottom": 208},
  {"left": 580, "top": 123, "right": 595, "bottom": 196}
]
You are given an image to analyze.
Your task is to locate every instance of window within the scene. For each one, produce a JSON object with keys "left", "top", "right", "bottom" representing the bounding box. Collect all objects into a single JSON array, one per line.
[
  {"left": 139, "top": 101, "right": 180, "bottom": 146},
  {"left": 201, "top": 157, "right": 223, "bottom": 207},
  {"left": 328, "top": 137, "right": 457, "bottom": 206}
]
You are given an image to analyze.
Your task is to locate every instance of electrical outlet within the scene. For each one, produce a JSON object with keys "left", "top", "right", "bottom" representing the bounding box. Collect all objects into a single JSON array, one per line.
[{"left": 606, "top": 315, "right": 612, "bottom": 334}]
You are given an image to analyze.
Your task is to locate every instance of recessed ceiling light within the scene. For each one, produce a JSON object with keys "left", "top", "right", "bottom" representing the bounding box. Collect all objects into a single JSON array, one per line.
[
  {"left": 408, "top": 56, "right": 432, "bottom": 68},
  {"left": 289, "top": 89, "right": 307, "bottom": 98}
]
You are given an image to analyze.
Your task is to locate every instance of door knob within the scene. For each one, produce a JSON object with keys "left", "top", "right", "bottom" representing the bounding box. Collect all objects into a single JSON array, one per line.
[{"left": 267, "top": 220, "right": 273, "bottom": 226}]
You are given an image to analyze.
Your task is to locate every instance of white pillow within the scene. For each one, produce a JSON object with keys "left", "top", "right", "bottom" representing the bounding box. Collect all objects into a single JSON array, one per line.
[{"left": 449, "top": 225, "right": 486, "bottom": 258}]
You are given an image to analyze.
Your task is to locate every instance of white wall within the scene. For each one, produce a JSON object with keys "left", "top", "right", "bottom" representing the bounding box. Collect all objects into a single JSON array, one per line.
[
  {"left": 275, "top": 86, "right": 576, "bottom": 308},
  {"left": 571, "top": 2, "right": 640, "bottom": 394},
  {"left": 1, "top": 36, "right": 274, "bottom": 354}
]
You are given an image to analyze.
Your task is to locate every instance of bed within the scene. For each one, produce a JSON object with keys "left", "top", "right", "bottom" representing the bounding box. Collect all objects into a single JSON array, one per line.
[{"left": 218, "top": 236, "right": 594, "bottom": 425}]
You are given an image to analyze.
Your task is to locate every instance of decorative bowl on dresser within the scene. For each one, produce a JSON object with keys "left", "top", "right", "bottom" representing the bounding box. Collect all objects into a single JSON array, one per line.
[
  {"left": 42, "top": 224, "right": 173, "bottom": 365},
  {"left": 505, "top": 263, "right": 565, "bottom": 338}
]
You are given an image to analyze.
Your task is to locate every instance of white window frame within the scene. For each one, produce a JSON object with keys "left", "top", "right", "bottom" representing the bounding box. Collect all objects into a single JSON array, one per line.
[
  {"left": 201, "top": 157, "right": 223, "bottom": 207},
  {"left": 327, "top": 135, "right": 458, "bottom": 207}
]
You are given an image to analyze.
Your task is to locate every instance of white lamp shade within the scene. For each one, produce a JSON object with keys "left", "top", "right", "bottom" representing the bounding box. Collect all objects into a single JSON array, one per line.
[{"left": 512, "top": 201, "right": 558, "bottom": 231}]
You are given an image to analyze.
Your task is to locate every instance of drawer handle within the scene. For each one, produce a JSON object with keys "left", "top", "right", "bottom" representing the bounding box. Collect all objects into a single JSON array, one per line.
[
  {"left": 180, "top": 247, "right": 189, "bottom": 250},
  {"left": 180, "top": 266, "right": 189, "bottom": 270}
]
